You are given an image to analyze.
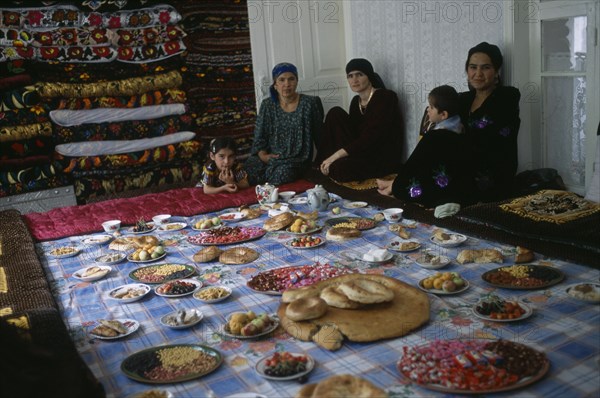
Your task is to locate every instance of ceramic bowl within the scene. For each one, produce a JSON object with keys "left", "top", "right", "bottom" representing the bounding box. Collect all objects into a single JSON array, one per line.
[
  {"left": 278, "top": 191, "right": 296, "bottom": 202},
  {"left": 382, "top": 208, "right": 403, "bottom": 223},
  {"left": 102, "top": 219, "right": 121, "bottom": 233},
  {"left": 152, "top": 214, "right": 171, "bottom": 225}
]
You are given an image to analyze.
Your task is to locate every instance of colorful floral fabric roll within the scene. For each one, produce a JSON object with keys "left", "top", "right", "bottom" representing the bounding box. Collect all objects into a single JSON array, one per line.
[
  {"left": 0, "top": 136, "right": 54, "bottom": 160},
  {"left": 117, "top": 40, "right": 186, "bottom": 63},
  {"left": 0, "top": 161, "right": 63, "bottom": 185},
  {"left": 116, "top": 24, "right": 186, "bottom": 46},
  {"left": 72, "top": 159, "right": 201, "bottom": 203},
  {"left": 52, "top": 112, "right": 193, "bottom": 144},
  {"left": 57, "top": 139, "right": 201, "bottom": 173},
  {"left": 0, "top": 73, "right": 32, "bottom": 90},
  {"left": 0, "top": 121, "right": 52, "bottom": 143},
  {"left": 0, "top": 154, "right": 52, "bottom": 171},
  {"left": 0, "top": 85, "right": 40, "bottom": 111},
  {"left": 0, "top": 27, "right": 112, "bottom": 47},
  {"left": 35, "top": 69, "right": 182, "bottom": 98},
  {"left": 0, "top": 104, "right": 49, "bottom": 125},
  {"left": 51, "top": 89, "right": 186, "bottom": 110}
]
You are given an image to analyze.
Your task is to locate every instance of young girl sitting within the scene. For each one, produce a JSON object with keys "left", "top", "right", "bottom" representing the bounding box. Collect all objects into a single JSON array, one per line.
[{"left": 199, "top": 137, "right": 249, "bottom": 194}]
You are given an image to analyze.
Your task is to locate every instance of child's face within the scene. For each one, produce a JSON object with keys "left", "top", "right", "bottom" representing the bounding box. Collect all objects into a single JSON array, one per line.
[
  {"left": 210, "top": 148, "right": 236, "bottom": 170},
  {"left": 427, "top": 100, "right": 447, "bottom": 124}
]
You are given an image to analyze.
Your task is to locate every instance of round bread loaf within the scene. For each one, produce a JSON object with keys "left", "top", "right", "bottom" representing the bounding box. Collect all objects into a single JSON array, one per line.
[
  {"left": 285, "top": 296, "right": 328, "bottom": 321},
  {"left": 337, "top": 279, "right": 394, "bottom": 304},
  {"left": 109, "top": 235, "right": 159, "bottom": 251},
  {"left": 263, "top": 212, "right": 294, "bottom": 231},
  {"left": 282, "top": 285, "right": 320, "bottom": 303},
  {"left": 326, "top": 226, "right": 361, "bottom": 241},
  {"left": 219, "top": 247, "right": 259, "bottom": 264},
  {"left": 320, "top": 286, "right": 362, "bottom": 309},
  {"left": 193, "top": 246, "right": 223, "bottom": 263},
  {"left": 311, "top": 374, "right": 387, "bottom": 398}
]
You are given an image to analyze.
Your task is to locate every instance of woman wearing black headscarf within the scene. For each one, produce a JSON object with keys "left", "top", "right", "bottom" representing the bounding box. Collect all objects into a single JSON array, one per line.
[
  {"left": 317, "top": 58, "right": 404, "bottom": 182},
  {"left": 458, "top": 42, "right": 521, "bottom": 202}
]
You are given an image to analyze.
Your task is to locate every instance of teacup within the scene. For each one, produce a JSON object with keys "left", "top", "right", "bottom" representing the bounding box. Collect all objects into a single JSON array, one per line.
[
  {"left": 102, "top": 220, "right": 121, "bottom": 233},
  {"left": 152, "top": 214, "right": 171, "bottom": 225},
  {"left": 382, "top": 208, "right": 403, "bottom": 223},
  {"left": 278, "top": 191, "right": 296, "bottom": 202}
]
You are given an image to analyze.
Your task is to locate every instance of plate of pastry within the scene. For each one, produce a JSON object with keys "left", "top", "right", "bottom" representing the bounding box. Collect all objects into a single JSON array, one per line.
[
  {"left": 89, "top": 318, "right": 140, "bottom": 340},
  {"left": 73, "top": 265, "right": 111, "bottom": 282}
]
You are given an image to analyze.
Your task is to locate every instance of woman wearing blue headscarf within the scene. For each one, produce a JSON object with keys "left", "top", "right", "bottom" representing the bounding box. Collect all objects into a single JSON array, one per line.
[{"left": 244, "top": 62, "right": 324, "bottom": 185}]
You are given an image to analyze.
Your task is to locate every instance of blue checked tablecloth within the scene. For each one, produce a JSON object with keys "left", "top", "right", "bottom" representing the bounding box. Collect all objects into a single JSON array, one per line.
[{"left": 37, "top": 196, "right": 600, "bottom": 398}]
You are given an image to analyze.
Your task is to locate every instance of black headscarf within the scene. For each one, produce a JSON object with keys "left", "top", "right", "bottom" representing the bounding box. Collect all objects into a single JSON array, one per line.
[{"left": 345, "top": 58, "right": 386, "bottom": 89}]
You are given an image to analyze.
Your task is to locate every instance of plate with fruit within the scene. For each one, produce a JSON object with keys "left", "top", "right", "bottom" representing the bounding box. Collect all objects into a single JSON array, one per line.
[
  {"left": 127, "top": 245, "right": 167, "bottom": 263},
  {"left": 221, "top": 312, "right": 279, "bottom": 339},
  {"left": 125, "top": 219, "right": 156, "bottom": 234},
  {"left": 472, "top": 295, "right": 533, "bottom": 322},
  {"left": 255, "top": 351, "right": 314, "bottom": 381},
  {"left": 418, "top": 272, "right": 469, "bottom": 295},
  {"left": 155, "top": 279, "right": 203, "bottom": 298},
  {"left": 285, "top": 236, "right": 325, "bottom": 249},
  {"left": 286, "top": 218, "right": 322, "bottom": 235},
  {"left": 191, "top": 216, "right": 223, "bottom": 231}
]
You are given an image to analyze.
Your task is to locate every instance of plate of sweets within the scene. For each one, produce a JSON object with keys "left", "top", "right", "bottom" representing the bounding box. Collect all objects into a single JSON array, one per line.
[
  {"left": 155, "top": 279, "right": 203, "bottom": 298},
  {"left": 398, "top": 339, "right": 549, "bottom": 394},
  {"left": 221, "top": 311, "right": 279, "bottom": 339},
  {"left": 48, "top": 246, "right": 80, "bottom": 258},
  {"left": 107, "top": 283, "right": 152, "bottom": 303},
  {"left": 193, "top": 286, "right": 233, "bottom": 303},
  {"left": 386, "top": 238, "right": 421, "bottom": 252},
  {"left": 129, "top": 263, "right": 196, "bottom": 284},
  {"left": 89, "top": 318, "right": 140, "bottom": 340},
  {"left": 160, "top": 309, "right": 204, "bottom": 329},
  {"left": 430, "top": 230, "right": 467, "bottom": 247},
  {"left": 187, "top": 226, "right": 266, "bottom": 246},
  {"left": 82, "top": 235, "right": 113, "bottom": 245},
  {"left": 325, "top": 217, "right": 377, "bottom": 230},
  {"left": 95, "top": 252, "right": 127, "bottom": 265},
  {"left": 73, "top": 265, "right": 111, "bottom": 282},
  {"left": 255, "top": 351, "right": 314, "bottom": 381},
  {"left": 125, "top": 219, "right": 156, "bottom": 234},
  {"left": 157, "top": 222, "right": 187, "bottom": 232},
  {"left": 472, "top": 295, "right": 533, "bottom": 322},
  {"left": 482, "top": 265, "right": 565, "bottom": 290},
  {"left": 246, "top": 263, "right": 358, "bottom": 295},
  {"left": 121, "top": 344, "right": 223, "bottom": 383},
  {"left": 565, "top": 283, "right": 600, "bottom": 303},
  {"left": 219, "top": 212, "right": 246, "bottom": 223}
]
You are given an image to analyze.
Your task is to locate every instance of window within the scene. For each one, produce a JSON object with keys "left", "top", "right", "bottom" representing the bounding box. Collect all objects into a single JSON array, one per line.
[{"left": 531, "top": 1, "right": 599, "bottom": 194}]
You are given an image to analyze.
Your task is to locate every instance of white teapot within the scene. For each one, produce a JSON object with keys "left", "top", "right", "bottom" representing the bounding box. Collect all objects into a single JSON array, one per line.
[
  {"left": 307, "top": 184, "right": 330, "bottom": 211},
  {"left": 255, "top": 182, "right": 279, "bottom": 205}
]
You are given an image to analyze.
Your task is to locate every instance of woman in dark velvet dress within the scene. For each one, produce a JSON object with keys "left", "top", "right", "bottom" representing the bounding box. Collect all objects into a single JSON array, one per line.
[
  {"left": 459, "top": 42, "right": 521, "bottom": 202},
  {"left": 317, "top": 58, "right": 404, "bottom": 182}
]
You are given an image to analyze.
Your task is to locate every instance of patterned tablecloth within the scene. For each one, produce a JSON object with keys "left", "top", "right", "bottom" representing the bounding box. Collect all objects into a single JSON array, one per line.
[{"left": 37, "top": 196, "right": 600, "bottom": 398}]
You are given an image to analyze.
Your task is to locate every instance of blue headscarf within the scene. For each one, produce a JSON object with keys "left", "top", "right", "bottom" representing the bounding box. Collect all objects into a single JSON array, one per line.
[{"left": 269, "top": 62, "right": 298, "bottom": 103}]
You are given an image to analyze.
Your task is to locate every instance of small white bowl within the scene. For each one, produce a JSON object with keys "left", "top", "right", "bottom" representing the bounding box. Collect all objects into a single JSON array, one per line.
[
  {"left": 268, "top": 205, "right": 290, "bottom": 218},
  {"left": 383, "top": 208, "right": 404, "bottom": 223},
  {"left": 152, "top": 214, "right": 171, "bottom": 225},
  {"left": 279, "top": 191, "right": 296, "bottom": 202},
  {"left": 102, "top": 219, "right": 121, "bottom": 233}
]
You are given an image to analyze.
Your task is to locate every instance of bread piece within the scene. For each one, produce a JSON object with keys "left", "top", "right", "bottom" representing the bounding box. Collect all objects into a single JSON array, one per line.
[
  {"left": 99, "top": 319, "right": 128, "bottom": 334},
  {"left": 239, "top": 207, "right": 262, "bottom": 220},
  {"left": 515, "top": 246, "right": 534, "bottom": 263},
  {"left": 311, "top": 324, "right": 344, "bottom": 351},
  {"left": 219, "top": 247, "right": 259, "bottom": 265},
  {"left": 263, "top": 212, "right": 294, "bottom": 231},
  {"left": 337, "top": 279, "right": 394, "bottom": 304},
  {"left": 286, "top": 297, "right": 328, "bottom": 321},
  {"left": 311, "top": 375, "right": 388, "bottom": 398},
  {"left": 326, "top": 227, "right": 361, "bottom": 242},
  {"left": 320, "top": 286, "right": 362, "bottom": 309},
  {"left": 282, "top": 285, "right": 321, "bottom": 303},
  {"left": 193, "top": 246, "right": 223, "bottom": 263},
  {"left": 109, "top": 235, "right": 159, "bottom": 251},
  {"left": 90, "top": 325, "right": 119, "bottom": 337},
  {"left": 432, "top": 229, "right": 450, "bottom": 241},
  {"left": 295, "top": 384, "right": 317, "bottom": 398},
  {"left": 389, "top": 224, "right": 410, "bottom": 239},
  {"left": 456, "top": 249, "right": 503, "bottom": 264}
]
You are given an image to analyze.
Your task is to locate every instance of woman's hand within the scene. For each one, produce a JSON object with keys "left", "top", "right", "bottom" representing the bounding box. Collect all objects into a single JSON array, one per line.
[
  {"left": 258, "top": 150, "right": 279, "bottom": 164},
  {"left": 320, "top": 149, "right": 348, "bottom": 176},
  {"left": 376, "top": 179, "right": 393, "bottom": 196}
]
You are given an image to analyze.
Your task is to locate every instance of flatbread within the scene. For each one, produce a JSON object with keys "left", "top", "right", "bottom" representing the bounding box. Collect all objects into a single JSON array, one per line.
[
  {"left": 456, "top": 249, "right": 503, "bottom": 264},
  {"left": 278, "top": 274, "right": 429, "bottom": 345},
  {"left": 311, "top": 375, "right": 387, "bottom": 398},
  {"left": 193, "top": 246, "right": 223, "bottom": 263},
  {"left": 219, "top": 247, "right": 259, "bottom": 265},
  {"left": 263, "top": 212, "right": 294, "bottom": 231}
]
